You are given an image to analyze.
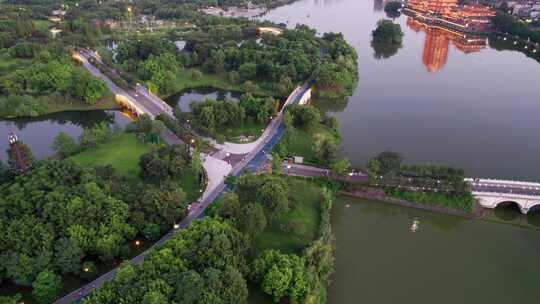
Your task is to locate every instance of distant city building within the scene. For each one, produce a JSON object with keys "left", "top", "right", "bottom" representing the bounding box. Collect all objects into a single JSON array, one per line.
[
  {"left": 405, "top": 0, "right": 496, "bottom": 32},
  {"left": 503, "top": 0, "right": 540, "bottom": 20}
]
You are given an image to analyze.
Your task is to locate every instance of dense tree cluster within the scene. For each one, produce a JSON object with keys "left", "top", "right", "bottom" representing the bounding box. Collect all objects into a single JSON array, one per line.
[
  {"left": 82, "top": 218, "right": 250, "bottom": 304},
  {"left": 0, "top": 161, "right": 136, "bottom": 287},
  {"left": 139, "top": 144, "right": 192, "bottom": 182},
  {"left": 367, "top": 151, "right": 472, "bottom": 208},
  {"left": 0, "top": 130, "right": 200, "bottom": 300},
  {"left": 492, "top": 12, "right": 540, "bottom": 44},
  {"left": 1, "top": 58, "right": 107, "bottom": 103},
  {"left": 112, "top": 20, "right": 357, "bottom": 101},
  {"left": 371, "top": 19, "right": 404, "bottom": 60},
  {"left": 188, "top": 93, "right": 279, "bottom": 136},
  {"left": 85, "top": 173, "right": 336, "bottom": 304},
  {"left": 0, "top": 54, "right": 108, "bottom": 117},
  {"left": 314, "top": 32, "right": 359, "bottom": 99}
]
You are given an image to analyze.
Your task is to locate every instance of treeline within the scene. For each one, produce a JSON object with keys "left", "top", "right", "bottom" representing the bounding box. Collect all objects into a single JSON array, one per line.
[
  {"left": 111, "top": 19, "right": 357, "bottom": 101},
  {"left": 84, "top": 173, "right": 335, "bottom": 304},
  {"left": 186, "top": 94, "right": 279, "bottom": 140},
  {"left": 0, "top": 128, "right": 201, "bottom": 302},
  {"left": 492, "top": 11, "right": 540, "bottom": 44},
  {"left": 0, "top": 50, "right": 108, "bottom": 117},
  {"left": 367, "top": 151, "right": 474, "bottom": 211}
]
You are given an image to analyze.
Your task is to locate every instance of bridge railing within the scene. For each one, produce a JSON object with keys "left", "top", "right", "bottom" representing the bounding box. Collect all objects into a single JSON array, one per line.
[{"left": 465, "top": 178, "right": 540, "bottom": 188}]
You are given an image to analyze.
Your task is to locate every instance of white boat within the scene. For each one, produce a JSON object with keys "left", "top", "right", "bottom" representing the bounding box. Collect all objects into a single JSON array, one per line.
[{"left": 410, "top": 220, "right": 420, "bottom": 232}]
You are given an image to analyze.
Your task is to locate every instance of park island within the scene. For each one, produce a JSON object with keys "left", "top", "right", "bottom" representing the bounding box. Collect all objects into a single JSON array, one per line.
[{"left": 1, "top": 0, "right": 540, "bottom": 303}]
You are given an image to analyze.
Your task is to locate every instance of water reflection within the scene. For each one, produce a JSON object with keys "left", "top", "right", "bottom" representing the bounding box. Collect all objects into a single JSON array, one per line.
[
  {"left": 371, "top": 39, "right": 403, "bottom": 59},
  {"left": 166, "top": 87, "right": 242, "bottom": 112},
  {"left": 0, "top": 110, "right": 130, "bottom": 161},
  {"left": 373, "top": 0, "right": 387, "bottom": 11},
  {"left": 406, "top": 17, "right": 487, "bottom": 72}
]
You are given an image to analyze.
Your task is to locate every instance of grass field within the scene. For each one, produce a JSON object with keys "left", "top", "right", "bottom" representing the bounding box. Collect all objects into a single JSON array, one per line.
[
  {"left": 69, "top": 133, "right": 202, "bottom": 200},
  {"left": 216, "top": 120, "right": 266, "bottom": 143},
  {"left": 33, "top": 19, "right": 54, "bottom": 35},
  {"left": 278, "top": 123, "right": 340, "bottom": 165},
  {"left": 70, "top": 133, "right": 151, "bottom": 182},
  {"left": 252, "top": 178, "right": 322, "bottom": 256}
]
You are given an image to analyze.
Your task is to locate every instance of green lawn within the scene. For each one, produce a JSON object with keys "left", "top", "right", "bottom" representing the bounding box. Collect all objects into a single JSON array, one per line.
[
  {"left": 180, "top": 167, "right": 202, "bottom": 202},
  {"left": 33, "top": 19, "right": 53, "bottom": 34},
  {"left": 217, "top": 120, "right": 266, "bottom": 143},
  {"left": 278, "top": 123, "right": 340, "bottom": 165},
  {"left": 69, "top": 133, "right": 202, "bottom": 200},
  {"left": 70, "top": 133, "right": 152, "bottom": 182},
  {"left": 252, "top": 178, "right": 322, "bottom": 256}
]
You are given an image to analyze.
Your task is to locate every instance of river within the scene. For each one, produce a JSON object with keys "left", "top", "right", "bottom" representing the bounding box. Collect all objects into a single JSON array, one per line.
[{"left": 261, "top": 0, "right": 540, "bottom": 182}]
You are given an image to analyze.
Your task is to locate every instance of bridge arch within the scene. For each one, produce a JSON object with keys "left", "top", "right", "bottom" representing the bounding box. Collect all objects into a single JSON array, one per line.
[
  {"left": 493, "top": 200, "right": 528, "bottom": 214},
  {"left": 527, "top": 203, "right": 540, "bottom": 213}
]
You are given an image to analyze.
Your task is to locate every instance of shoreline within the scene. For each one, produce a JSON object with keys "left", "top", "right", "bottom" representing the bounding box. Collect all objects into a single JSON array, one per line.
[
  {"left": 340, "top": 187, "right": 485, "bottom": 219},
  {"left": 0, "top": 98, "right": 118, "bottom": 120}
]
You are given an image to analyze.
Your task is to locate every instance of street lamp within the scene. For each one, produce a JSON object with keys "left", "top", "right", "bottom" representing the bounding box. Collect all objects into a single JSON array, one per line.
[
  {"left": 135, "top": 240, "right": 140, "bottom": 246},
  {"left": 191, "top": 139, "right": 195, "bottom": 144},
  {"left": 286, "top": 164, "right": 291, "bottom": 174}
]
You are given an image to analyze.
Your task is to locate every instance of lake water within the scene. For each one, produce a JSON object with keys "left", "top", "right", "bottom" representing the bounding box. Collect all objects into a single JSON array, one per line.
[
  {"left": 330, "top": 196, "right": 540, "bottom": 304},
  {"left": 261, "top": 0, "right": 540, "bottom": 181},
  {"left": 260, "top": 1, "right": 540, "bottom": 303},
  {"left": 0, "top": 111, "right": 130, "bottom": 161},
  {"left": 165, "top": 87, "right": 241, "bottom": 112}
]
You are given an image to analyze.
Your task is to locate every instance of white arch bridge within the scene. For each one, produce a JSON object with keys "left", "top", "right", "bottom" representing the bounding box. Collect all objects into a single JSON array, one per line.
[{"left": 466, "top": 178, "right": 540, "bottom": 214}]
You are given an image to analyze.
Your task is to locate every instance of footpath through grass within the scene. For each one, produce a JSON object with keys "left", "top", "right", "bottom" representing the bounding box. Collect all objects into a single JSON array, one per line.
[
  {"left": 252, "top": 177, "right": 322, "bottom": 256},
  {"left": 70, "top": 133, "right": 151, "bottom": 182}
]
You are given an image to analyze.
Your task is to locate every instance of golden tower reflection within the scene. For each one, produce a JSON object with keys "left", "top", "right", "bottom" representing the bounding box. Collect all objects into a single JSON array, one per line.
[{"left": 407, "top": 17, "right": 487, "bottom": 73}]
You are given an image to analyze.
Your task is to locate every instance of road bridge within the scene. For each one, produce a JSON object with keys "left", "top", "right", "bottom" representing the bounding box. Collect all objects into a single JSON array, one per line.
[
  {"left": 74, "top": 49, "right": 174, "bottom": 119},
  {"left": 280, "top": 164, "right": 540, "bottom": 214},
  {"left": 466, "top": 178, "right": 540, "bottom": 214}
]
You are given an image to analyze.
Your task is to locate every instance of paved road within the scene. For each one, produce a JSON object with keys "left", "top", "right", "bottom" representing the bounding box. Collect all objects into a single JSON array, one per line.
[
  {"left": 78, "top": 50, "right": 169, "bottom": 118},
  {"left": 281, "top": 163, "right": 367, "bottom": 183},
  {"left": 54, "top": 75, "right": 309, "bottom": 303},
  {"left": 281, "top": 163, "right": 540, "bottom": 198}
]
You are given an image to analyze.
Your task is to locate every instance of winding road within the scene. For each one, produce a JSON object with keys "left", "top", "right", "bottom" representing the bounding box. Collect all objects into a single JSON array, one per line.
[{"left": 55, "top": 54, "right": 310, "bottom": 303}]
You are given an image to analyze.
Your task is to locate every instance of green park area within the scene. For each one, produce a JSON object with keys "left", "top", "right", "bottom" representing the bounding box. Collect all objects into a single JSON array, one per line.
[
  {"left": 69, "top": 133, "right": 151, "bottom": 181},
  {"left": 277, "top": 123, "right": 340, "bottom": 166},
  {"left": 69, "top": 132, "right": 201, "bottom": 201},
  {"left": 252, "top": 177, "right": 322, "bottom": 256},
  {"left": 0, "top": 49, "right": 115, "bottom": 118}
]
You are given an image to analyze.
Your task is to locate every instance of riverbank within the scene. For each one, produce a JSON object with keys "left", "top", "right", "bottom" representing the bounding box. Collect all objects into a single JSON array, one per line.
[
  {"left": 340, "top": 187, "right": 484, "bottom": 219},
  {"left": 0, "top": 97, "right": 118, "bottom": 119}
]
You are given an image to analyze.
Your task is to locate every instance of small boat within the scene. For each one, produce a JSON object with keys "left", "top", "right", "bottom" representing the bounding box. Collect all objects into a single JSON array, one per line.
[{"left": 410, "top": 220, "right": 420, "bottom": 232}]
